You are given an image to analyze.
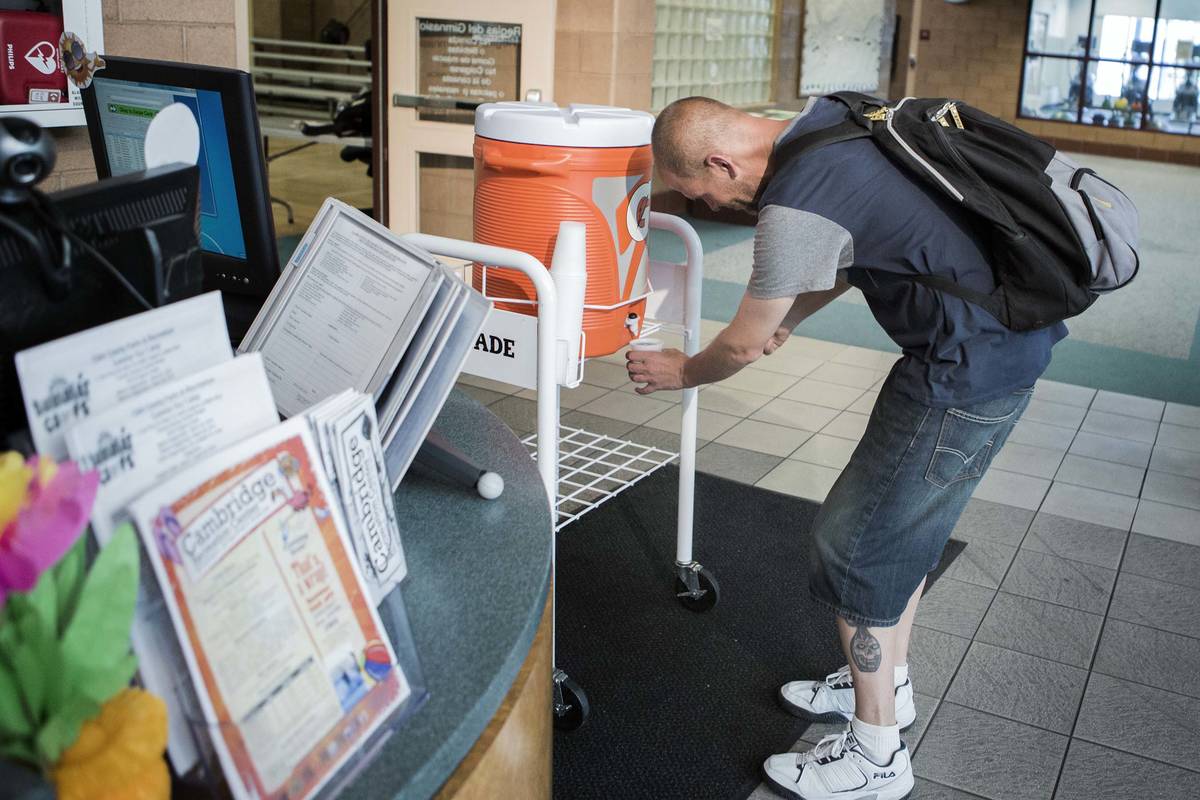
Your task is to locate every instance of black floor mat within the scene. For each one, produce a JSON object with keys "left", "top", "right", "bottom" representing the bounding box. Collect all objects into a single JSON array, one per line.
[{"left": 552, "top": 466, "right": 965, "bottom": 800}]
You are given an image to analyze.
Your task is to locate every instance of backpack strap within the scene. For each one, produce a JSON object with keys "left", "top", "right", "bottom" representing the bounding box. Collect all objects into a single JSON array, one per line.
[
  {"left": 772, "top": 93, "right": 1013, "bottom": 327},
  {"left": 825, "top": 91, "right": 888, "bottom": 115},
  {"left": 772, "top": 119, "right": 871, "bottom": 166},
  {"left": 908, "top": 274, "right": 1010, "bottom": 327},
  {"left": 771, "top": 93, "right": 882, "bottom": 167}
]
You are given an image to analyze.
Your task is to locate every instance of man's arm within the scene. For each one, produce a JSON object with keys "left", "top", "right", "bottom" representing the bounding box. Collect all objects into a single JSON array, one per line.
[
  {"left": 626, "top": 278, "right": 849, "bottom": 394},
  {"left": 681, "top": 293, "right": 794, "bottom": 387},
  {"left": 626, "top": 293, "right": 789, "bottom": 393},
  {"left": 764, "top": 278, "right": 851, "bottom": 355}
]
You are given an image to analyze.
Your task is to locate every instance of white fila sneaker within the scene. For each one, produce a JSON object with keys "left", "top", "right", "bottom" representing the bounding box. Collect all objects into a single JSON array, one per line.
[
  {"left": 779, "top": 665, "right": 916, "bottom": 731},
  {"left": 762, "top": 730, "right": 914, "bottom": 800}
]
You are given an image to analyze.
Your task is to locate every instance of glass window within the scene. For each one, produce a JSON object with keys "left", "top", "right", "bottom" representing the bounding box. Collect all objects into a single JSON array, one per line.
[
  {"left": 1154, "top": 0, "right": 1200, "bottom": 65},
  {"left": 652, "top": 0, "right": 776, "bottom": 111},
  {"left": 1022, "top": 0, "right": 1200, "bottom": 136},
  {"left": 1027, "top": 0, "right": 1094, "bottom": 55},
  {"left": 1091, "top": 0, "right": 1158, "bottom": 59},
  {"left": 1022, "top": 57, "right": 1086, "bottom": 121},
  {"left": 1085, "top": 61, "right": 1150, "bottom": 128},
  {"left": 1148, "top": 65, "right": 1200, "bottom": 133}
]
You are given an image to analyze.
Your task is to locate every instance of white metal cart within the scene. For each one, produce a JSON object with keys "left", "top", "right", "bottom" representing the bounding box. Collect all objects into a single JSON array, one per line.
[{"left": 401, "top": 211, "right": 714, "bottom": 730}]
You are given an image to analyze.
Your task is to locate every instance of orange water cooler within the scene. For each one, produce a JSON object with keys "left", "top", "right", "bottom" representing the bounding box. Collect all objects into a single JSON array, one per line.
[{"left": 472, "top": 102, "right": 655, "bottom": 358}]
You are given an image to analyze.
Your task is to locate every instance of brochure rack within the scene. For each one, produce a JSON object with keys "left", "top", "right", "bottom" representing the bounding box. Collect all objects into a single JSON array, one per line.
[
  {"left": 176, "top": 585, "right": 430, "bottom": 799},
  {"left": 401, "top": 212, "right": 713, "bottom": 731}
]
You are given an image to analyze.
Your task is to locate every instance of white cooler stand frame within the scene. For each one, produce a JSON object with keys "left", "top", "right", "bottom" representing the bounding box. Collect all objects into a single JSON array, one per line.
[{"left": 401, "top": 212, "right": 715, "bottom": 731}]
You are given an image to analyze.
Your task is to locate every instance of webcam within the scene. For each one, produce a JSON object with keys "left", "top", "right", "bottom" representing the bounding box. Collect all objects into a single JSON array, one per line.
[{"left": 0, "top": 117, "right": 57, "bottom": 205}]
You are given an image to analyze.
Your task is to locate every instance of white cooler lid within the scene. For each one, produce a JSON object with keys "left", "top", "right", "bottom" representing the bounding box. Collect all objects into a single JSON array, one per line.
[{"left": 474, "top": 102, "right": 654, "bottom": 148}]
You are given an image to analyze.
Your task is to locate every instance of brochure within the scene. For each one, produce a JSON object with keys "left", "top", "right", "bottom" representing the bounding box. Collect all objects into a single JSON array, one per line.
[
  {"left": 127, "top": 418, "right": 409, "bottom": 800},
  {"left": 239, "top": 199, "right": 492, "bottom": 491},
  {"left": 64, "top": 354, "right": 280, "bottom": 773},
  {"left": 381, "top": 284, "right": 490, "bottom": 490},
  {"left": 304, "top": 391, "right": 407, "bottom": 604},
  {"left": 239, "top": 201, "right": 443, "bottom": 418},
  {"left": 15, "top": 291, "right": 231, "bottom": 458}
]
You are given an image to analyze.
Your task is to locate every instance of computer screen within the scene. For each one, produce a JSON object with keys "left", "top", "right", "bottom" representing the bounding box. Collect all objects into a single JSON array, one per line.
[
  {"left": 91, "top": 78, "right": 246, "bottom": 260},
  {"left": 81, "top": 57, "right": 279, "bottom": 298}
]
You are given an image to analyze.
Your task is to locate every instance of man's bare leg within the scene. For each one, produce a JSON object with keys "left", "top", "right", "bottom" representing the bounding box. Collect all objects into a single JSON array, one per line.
[
  {"left": 837, "top": 619, "right": 899, "bottom": 725},
  {"left": 832, "top": 578, "right": 928, "bottom": 766},
  {"left": 847, "top": 578, "right": 925, "bottom": 722}
]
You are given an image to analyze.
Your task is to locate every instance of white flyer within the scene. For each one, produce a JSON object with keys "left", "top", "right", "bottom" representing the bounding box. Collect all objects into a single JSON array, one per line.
[
  {"left": 66, "top": 354, "right": 280, "bottom": 544},
  {"left": 15, "top": 292, "right": 231, "bottom": 458},
  {"left": 64, "top": 353, "right": 280, "bottom": 773}
]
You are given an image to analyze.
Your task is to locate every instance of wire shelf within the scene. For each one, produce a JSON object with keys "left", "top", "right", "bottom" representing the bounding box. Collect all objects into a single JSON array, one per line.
[{"left": 521, "top": 425, "right": 679, "bottom": 532}]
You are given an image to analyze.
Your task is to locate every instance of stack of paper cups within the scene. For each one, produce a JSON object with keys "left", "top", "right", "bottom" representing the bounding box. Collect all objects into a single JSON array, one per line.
[{"left": 550, "top": 220, "right": 587, "bottom": 383}]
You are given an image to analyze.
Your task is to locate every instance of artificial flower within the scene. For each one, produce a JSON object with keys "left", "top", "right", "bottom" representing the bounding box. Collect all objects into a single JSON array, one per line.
[
  {"left": 52, "top": 688, "right": 169, "bottom": 800},
  {"left": 0, "top": 453, "right": 98, "bottom": 607},
  {"left": 0, "top": 451, "right": 32, "bottom": 531}
]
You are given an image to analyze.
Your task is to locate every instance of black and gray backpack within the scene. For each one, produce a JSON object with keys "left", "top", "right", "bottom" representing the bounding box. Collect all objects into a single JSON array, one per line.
[{"left": 774, "top": 91, "right": 1140, "bottom": 331}]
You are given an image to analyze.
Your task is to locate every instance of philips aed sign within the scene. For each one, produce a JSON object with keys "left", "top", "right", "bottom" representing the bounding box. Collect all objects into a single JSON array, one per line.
[
  {"left": 0, "top": 11, "right": 67, "bottom": 105},
  {"left": 463, "top": 307, "right": 539, "bottom": 390}
]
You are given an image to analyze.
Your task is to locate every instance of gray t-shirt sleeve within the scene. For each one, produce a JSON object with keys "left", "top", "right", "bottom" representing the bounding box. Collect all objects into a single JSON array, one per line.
[{"left": 748, "top": 205, "right": 854, "bottom": 299}]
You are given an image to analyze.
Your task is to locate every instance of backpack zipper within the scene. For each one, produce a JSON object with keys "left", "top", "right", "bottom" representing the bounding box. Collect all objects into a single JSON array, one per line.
[
  {"left": 870, "top": 98, "right": 965, "bottom": 202},
  {"left": 931, "top": 101, "right": 965, "bottom": 130}
]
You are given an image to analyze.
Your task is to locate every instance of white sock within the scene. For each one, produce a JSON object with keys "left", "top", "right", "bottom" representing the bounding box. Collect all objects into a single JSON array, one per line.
[
  {"left": 851, "top": 716, "right": 901, "bottom": 765},
  {"left": 894, "top": 663, "right": 909, "bottom": 687}
]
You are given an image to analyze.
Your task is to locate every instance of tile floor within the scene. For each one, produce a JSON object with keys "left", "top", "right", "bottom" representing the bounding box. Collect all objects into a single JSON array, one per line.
[{"left": 456, "top": 324, "right": 1200, "bottom": 800}]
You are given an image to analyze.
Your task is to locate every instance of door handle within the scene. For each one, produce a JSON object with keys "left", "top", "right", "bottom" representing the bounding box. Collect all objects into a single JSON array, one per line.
[{"left": 392, "top": 93, "right": 482, "bottom": 111}]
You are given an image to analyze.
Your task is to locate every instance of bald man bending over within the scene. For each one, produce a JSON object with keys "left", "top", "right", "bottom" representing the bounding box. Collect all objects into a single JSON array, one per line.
[{"left": 629, "top": 97, "right": 1065, "bottom": 800}]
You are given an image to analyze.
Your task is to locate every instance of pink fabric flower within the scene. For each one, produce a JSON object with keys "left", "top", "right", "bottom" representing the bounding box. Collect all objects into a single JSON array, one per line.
[{"left": 0, "top": 453, "right": 98, "bottom": 607}]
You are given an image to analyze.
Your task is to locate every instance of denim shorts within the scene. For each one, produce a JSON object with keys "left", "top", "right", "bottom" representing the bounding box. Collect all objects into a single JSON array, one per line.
[{"left": 807, "top": 376, "right": 1034, "bottom": 627}]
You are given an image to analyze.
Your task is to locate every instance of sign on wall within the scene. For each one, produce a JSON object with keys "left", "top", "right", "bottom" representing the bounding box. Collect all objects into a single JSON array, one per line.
[
  {"left": 799, "top": 0, "right": 887, "bottom": 95},
  {"left": 417, "top": 18, "right": 521, "bottom": 121}
]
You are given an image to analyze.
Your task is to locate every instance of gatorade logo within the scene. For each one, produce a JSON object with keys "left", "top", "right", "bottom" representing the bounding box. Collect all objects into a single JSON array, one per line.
[
  {"left": 25, "top": 41, "right": 58, "bottom": 75},
  {"left": 594, "top": 173, "right": 652, "bottom": 302},
  {"left": 622, "top": 180, "right": 652, "bottom": 244}
]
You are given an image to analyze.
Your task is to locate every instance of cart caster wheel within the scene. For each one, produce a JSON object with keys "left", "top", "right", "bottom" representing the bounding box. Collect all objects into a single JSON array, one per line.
[
  {"left": 553, "top": 670, "right": 590, "bottom": 732},
  {"left": 675, "top": 565, "right": 720, "bottom": 613}
]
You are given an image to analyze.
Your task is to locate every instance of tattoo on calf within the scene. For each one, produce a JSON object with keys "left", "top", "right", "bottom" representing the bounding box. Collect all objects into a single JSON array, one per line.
[{"left": 851, "top": 626, "right": 882, "bottom": 672}]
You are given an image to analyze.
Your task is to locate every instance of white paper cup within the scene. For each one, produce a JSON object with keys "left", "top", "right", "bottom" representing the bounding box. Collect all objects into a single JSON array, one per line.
[{"left": 629, "top": 338, "right": 663, "bottom": 352}]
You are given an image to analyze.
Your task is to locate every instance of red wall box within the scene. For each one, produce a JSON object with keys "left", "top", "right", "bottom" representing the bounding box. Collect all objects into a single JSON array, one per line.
[{"left": 0, "top": 11, "right": 67, "bottom": 105}]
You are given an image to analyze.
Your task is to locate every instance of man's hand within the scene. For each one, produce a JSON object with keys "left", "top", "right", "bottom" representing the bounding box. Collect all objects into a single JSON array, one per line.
[
  {"left": 626, "top": 349, "right": 689, "bottom": 394},
  {"left": 764, "top": 325, "right": 792, "bottom": 355}
]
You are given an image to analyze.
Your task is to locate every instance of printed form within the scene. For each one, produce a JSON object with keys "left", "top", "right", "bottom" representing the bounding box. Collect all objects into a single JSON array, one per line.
[{"left": 258, "top": 214, "right": 434, "bottom": 416}]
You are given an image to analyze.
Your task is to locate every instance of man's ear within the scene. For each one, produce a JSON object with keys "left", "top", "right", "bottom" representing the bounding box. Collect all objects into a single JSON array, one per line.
[{"left": 705, "top": 154, "right": 738, "bottom": 180}]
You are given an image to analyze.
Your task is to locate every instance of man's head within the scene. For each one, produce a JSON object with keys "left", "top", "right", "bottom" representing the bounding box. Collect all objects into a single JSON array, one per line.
[{"left": 652, "top": 97, "right": 783, "bottom": 213}]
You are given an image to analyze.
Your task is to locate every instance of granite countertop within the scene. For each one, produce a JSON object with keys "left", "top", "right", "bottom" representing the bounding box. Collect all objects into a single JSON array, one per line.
[{"left": 341, "top": 389, "right": 553, "bottom": 799}]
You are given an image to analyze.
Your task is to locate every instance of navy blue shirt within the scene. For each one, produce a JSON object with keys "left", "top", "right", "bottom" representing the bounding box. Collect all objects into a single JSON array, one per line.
[{"left": 751, "top": 98, "right": 1067, "bottom": 407}]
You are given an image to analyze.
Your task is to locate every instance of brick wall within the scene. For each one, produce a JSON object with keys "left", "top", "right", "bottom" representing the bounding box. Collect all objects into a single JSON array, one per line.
[
  {"left": 47, "top": 0, "right": 242, "bottom": 191},
  {"left": 555, "top": 0, "right": 654, "bottom": 111},
  {"left": 912, "top": 0, "right": 1200, "bottom": 164}
]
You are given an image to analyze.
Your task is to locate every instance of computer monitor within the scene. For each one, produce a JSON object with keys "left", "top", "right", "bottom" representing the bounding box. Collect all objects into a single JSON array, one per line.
[
  {"left": 1, "top": 163, "right": 204, "bottom": 438},
  {"left": 80, "top": 56, "right": 280, "bottom": 297}
]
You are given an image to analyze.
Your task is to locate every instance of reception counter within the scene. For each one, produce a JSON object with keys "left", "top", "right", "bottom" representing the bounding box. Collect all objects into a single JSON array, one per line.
[{"left": 341, "top": 389, "right": 554, "bottom": 799}]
